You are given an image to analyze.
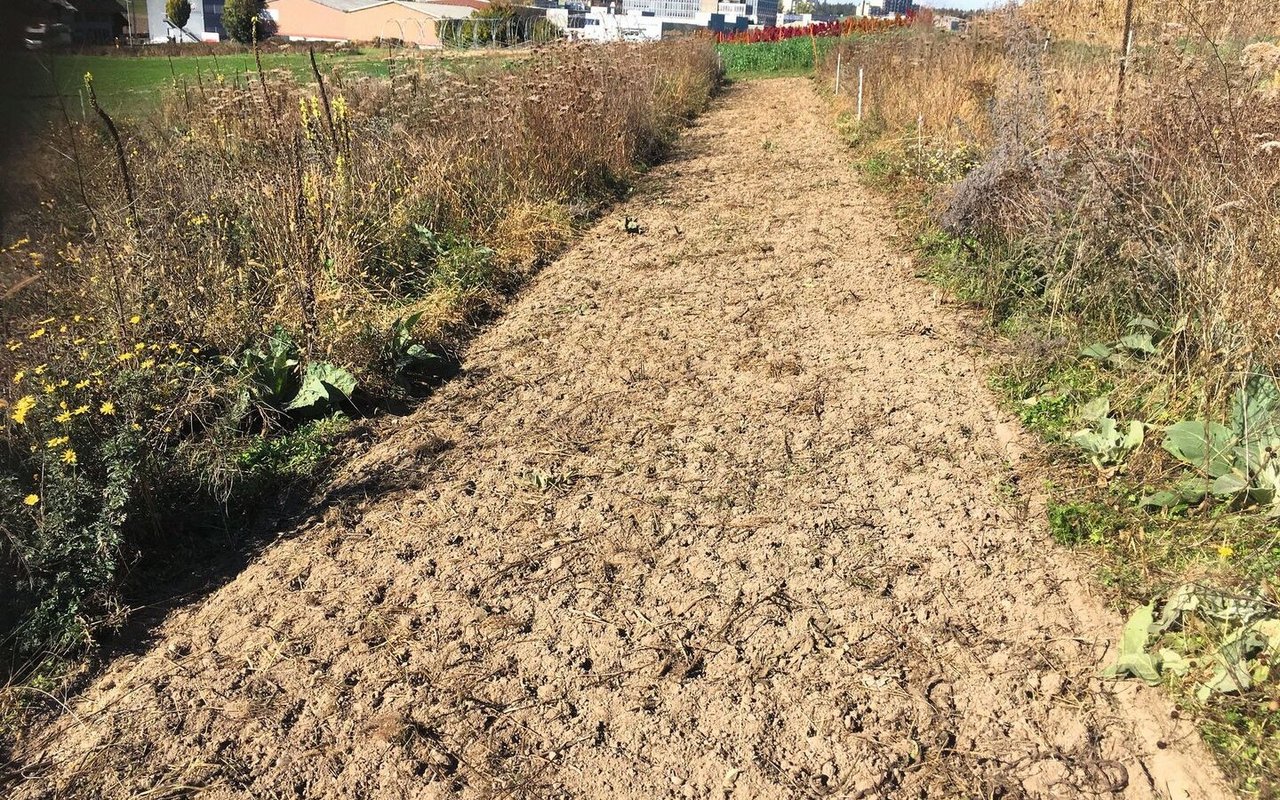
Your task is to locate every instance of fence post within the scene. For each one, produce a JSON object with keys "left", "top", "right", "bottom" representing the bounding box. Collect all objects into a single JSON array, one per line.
[
  {"left": 856, "top": 66, "right": 864, "bottom": 123},
  {"left": 1115, "top": 0, "right": 1136, "bottom": 125},
  {"left": 835, "top": 52, "right": 842, "bottom": 95}
]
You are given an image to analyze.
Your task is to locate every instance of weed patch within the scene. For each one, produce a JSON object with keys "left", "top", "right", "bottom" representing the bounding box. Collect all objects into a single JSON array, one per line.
[
  {"left": 822, "top": 6, "right": 1280, "bottom": 791},
  {"left": 0, "top": 41, "right": 718, "bottom": 691}
]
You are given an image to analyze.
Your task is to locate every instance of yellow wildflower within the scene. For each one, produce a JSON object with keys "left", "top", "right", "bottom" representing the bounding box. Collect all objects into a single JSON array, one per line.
[
  {"left": 129, "top": 315, "right": 141, "bottom": 324},
  {"left": 61, "top": 449, "right": 77, "bottom": 466},
  {"left": 46, "top": 436, "right": 68, "bottom": 449},
  {"left": 117, "top": 352, "right": 135, "bottom": 362},
  {"left": 134, "top": 343, "right": 145, "bottom": 351},
  {"left": 74, "top": 380, "right": 89, "bottom": 390},
  {"left": 11, "top": 395, "right": 36, "bottom": 424},
  {"left": 28, "top": 328, "right": 45, "bottom": 339},
  {"left": 13, "top": 371, "right": 24, "bottom": 384},
  {"left": 55, "top": 411, "right": 72, "bottom": 424},
  {"left": 73, "top": 405, "right": 89, "bottom": 416},
  {"left": 42, "top": 382, "right": 55, "bottom": 394},
  {"left": 100, "top": 401, "right": 116, "bottom": 416},
  {"left": 23, "top": 494, "right": 39, "bottom": 507},
  {"left": 140, "top": 358, "right": 155, "bottom": 370},
  {"left": 33, "top": 365, "right": 45, "bottom": 375},
  {"left": 1217, "top": 544, "right": 1234, "bottom": 559}
]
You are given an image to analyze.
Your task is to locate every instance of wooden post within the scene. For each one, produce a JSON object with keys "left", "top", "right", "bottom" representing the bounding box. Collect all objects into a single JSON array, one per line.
[{"left": 1115, "top": 0, "right": 1137, "bottom": 125}]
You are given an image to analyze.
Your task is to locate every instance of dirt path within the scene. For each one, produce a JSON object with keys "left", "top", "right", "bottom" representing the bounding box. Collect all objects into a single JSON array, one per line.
[{"left": 12, "top": 79, "right": 1228, "bottom": 799}]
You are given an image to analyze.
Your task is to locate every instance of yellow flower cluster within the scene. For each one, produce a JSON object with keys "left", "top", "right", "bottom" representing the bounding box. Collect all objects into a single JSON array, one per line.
[{"left": 11, "top": 395, "right": 36, "bottom": 424}]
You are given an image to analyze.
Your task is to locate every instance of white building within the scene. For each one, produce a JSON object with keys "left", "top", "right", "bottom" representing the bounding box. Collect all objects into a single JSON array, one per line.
[
  {"left": 144, "top": 0, "right": 221, "bottom": 42},
  {"left": 546, "top": 6, "right": 663, "bottom": 40},
  {"left": 546, "top": 0, "right": 774, "bottom": 41}
]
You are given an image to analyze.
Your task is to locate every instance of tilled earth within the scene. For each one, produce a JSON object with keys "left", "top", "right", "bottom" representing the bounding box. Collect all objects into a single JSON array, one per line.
[{"left": 10, "top": 79, "right": 1227, "bottom": 799}]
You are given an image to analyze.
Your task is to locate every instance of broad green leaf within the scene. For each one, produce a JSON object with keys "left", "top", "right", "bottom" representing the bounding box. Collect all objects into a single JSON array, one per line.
[
  {"left": 1230, "top": 375, "right": 1280, "bottom": 444},
  {"left": 1080, "top": 342, "right": 1113, "bottom": 360},
  {"left": 1120, "top": 604, "right": 1155, "bottom": 655},
  {"left": 1156, "top": 584, "right": 1201, "bottom": 631},
  {"left": 1255, "top": 620, "right": 1280, "bottom": 652},
  {"left": 1103, "top": 652, "right": 1162, "bottom": 683},
  {"left": 1211, "top": 471, "right": 1250, "bottom": 497},
  {"left": 1158, "top": 648, "right": 1191, "bottom": 677},
  {"left": 1096, "top": 416, "right": 1119, "bottom": 442},
  {"left": 1196, "top": 624, "right": 1270, "bottom": 700},
  {"left": 1070, "top": 430, "right": 1108, "bottom": 454},
  {"left": 1118, "top": 332, "right": 1158, "bottom": 355},
  {"left": 1139, "top": 490, "right": 1182, "bottom": 508},
  {"left": 1079, "top": 396, "right": 1111, "bottom": 421},
  {"left": 1163, "top": 421, "right": 1235, "bottom": 476},
  {"left": 1127, "top": 316, "right": 1162, "bottom": 331},
  {"left": 1122, "top": 420, "right": 1145, "bottom": 451},
  {"left": 1140, "top": 477, "right": 1210, "bottom": 509},
  {"left": 285, "top": 362, "right": 357, "bottom": 412}
]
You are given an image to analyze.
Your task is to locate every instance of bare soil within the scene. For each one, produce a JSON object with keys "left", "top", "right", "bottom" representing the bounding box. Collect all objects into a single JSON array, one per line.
[{"left": 8, "top": 79, "right": 1229, "bottom": 799}]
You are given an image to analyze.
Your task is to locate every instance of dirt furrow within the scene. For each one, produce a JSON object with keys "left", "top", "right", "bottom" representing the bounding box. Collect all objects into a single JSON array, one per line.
[{"left": 11, "top": 78, "right": 1227, "bottom": 799}]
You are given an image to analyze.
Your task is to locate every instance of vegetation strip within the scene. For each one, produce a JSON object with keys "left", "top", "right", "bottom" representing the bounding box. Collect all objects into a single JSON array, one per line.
[
  {"left": 819, "top": 3, "right": 1280, "bottom": 792},
  {"left": 0, "top": 41, "right": 718, "bottom": 703}
]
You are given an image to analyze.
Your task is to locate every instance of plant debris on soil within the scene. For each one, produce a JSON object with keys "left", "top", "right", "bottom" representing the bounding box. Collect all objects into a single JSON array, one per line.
[{"left": 3, "top": 79, "right": 1230, "bottom": 799}]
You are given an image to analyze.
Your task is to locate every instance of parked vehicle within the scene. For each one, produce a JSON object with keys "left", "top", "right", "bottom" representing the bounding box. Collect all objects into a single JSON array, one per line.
[{"left": 24, "top": 22, "right": 72, "bottom": 49}]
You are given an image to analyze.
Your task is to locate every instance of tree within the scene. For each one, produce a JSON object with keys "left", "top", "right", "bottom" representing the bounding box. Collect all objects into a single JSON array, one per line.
[
  {"left": 794, "top": 0, "right": 816, "bottom": 13},
  {"left": 221, "top": 0, "right": 271, "bottom": 44},
  {"left": 165, "top": 0, "right": 191, "bottom": 29}
]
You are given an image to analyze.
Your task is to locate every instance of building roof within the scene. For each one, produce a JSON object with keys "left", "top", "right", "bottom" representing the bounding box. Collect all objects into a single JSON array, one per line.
[
  {"left": 426, "top": 0, "right": 489, "bottom": 10},
  {"left": 299, "top": 0, "right": 390, "bottom": 11},
  {"left": 399, "top": 1, "right": 478, "bottom": 18}
]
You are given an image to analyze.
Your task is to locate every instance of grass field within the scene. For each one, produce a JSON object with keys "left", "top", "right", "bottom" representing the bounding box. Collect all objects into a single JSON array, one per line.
[
  {"left": 717, "top": 37, "right": 840, "bottom": 78},
  {"left": 3, "top": 48, "right": 519, "bottom": 119}
]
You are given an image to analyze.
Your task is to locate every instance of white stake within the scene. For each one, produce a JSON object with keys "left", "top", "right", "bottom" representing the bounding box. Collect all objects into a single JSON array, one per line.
[
  {"left": 835, "top": 52, "right": 842, "bottom": 95},
  {"left": 856, "top": 66, "right": 864, "bottom": 122}
]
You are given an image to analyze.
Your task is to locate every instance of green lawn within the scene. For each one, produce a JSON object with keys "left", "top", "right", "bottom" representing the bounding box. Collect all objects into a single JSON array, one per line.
[
  {"left": 716, "top": 37, "right": 840, "bottom": 78},
  {"left": 3, "top": 49, "right": 518, "bottom": 119}
]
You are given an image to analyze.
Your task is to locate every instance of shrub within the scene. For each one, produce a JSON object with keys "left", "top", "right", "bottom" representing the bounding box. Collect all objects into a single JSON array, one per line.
[
  {"left": 220, "top": 0, "right": 269, "bottom": 44},
  {"left": 165, "top": 0, "right": 191, "bottom": 29},
  {"left": 439, "top": 1, "right": 549, "bottom": 48}
]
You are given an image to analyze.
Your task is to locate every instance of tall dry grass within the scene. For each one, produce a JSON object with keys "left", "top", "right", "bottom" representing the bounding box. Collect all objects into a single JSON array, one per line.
[
  {"left": 821, "top": 15, "right": 1280, "bottom": 786},
  {"left": 823, "top": 10, "right": 1280, "bottom": 412},
  {"left": 1021, "top": 0, "right": 1280, "bottom": 43}
]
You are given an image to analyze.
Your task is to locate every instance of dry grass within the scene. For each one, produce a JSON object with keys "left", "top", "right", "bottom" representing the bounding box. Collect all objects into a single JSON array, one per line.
[
  {"left": 824, "top": 11, "right": 1280, "bottom": 415},
  {"left": 820, "top": 10, "right": 1280, "bottom": 793}
]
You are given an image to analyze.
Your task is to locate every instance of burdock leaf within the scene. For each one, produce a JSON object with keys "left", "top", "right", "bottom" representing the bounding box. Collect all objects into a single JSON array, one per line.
[
  {"left": 1080, "top": 342, "right": 1113, "bottom": 360},
  {"left": 1163, "top": 421, "right": 1234, "bottom": 476}
]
